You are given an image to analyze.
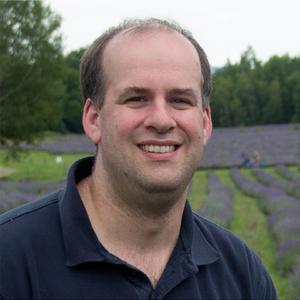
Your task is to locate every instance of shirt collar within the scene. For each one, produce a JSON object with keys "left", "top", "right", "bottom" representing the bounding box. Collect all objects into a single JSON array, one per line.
[
  {"left": 59, "top": 157, "right": 220, "bottom": 267},
  {"left": 59, "top": 157, "right": 106, "bottom": 266},
  {"left": 180, "top": 200, "right": 220, "bottom": 266}
]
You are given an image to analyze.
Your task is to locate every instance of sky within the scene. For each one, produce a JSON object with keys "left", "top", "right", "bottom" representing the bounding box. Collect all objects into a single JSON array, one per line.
[{"left": 45, "top": 0, "right": 299, "bottom": 67}]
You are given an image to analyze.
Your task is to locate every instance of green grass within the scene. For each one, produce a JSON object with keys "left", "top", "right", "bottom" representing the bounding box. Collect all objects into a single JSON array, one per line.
[
  {"left": 289, "top": 165, "right": 300, "bottom": 175},
  {"left": 215, "top": 169, "right": 289, "bottom": 300},
  {"left": 239, "top": 167, "right": 255, "bottom": 179},
  {"left": 264, "top": 166, "right": 283, "bottom": 177},
  {"left": 188, "top": 169, "right": 207, "bottom": 210},
  {"left": 0, "top": 150, "right": 88, "bottom": 180}
]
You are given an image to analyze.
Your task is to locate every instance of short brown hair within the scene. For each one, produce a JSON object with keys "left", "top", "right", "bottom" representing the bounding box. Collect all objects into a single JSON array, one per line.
[{"left": 80, "top": 18, "right": 212, "bottom": 108}]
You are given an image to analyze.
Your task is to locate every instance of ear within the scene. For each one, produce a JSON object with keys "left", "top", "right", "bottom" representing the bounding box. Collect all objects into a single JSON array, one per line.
[
  {"left": 202, "top": 106, "right": 213, "bottom": 145},
  {"left": 82, "top": 98, "right": 101, "bottom": 145}
]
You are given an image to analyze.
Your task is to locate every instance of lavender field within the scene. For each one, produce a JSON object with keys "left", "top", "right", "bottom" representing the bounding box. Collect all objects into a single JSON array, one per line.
[
  {"left": 14, "top": 124, "right": 300, "bottom": 167},
  {"left": 201, "top": 124, "right": 300, "bottom": 167}
]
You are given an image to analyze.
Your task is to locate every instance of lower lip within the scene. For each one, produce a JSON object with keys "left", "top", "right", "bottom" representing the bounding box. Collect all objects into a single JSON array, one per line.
[{"left": 138, "top": 147, "right": 179, "bottom": 160}]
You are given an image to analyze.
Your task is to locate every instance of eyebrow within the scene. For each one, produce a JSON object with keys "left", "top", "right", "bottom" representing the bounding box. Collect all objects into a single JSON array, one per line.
[
  {"left": 117, "top": 86, "right": 199, "bottom": 100},
  {"left": 168, "top": 88, "right": 198, "bottom": 98},
  {"left": 118, "top": 86, "right": 150, "bottom": 99}
]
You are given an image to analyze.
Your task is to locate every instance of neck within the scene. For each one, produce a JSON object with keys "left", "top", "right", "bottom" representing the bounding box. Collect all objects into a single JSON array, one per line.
[
  {"left": 78, "top": 169, "right": 188, "bottom": 251},
  {"left": 77, "top": 162, "right": 189, "bottom": 287}
]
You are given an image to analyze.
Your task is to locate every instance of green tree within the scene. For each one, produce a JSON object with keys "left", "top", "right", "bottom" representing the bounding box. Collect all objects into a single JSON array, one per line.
[
  {"left": 0, "top": 0, "right": 65, "bottom": 147},
  {"left": 239, "top": 46, "right": 260, "bottom": 71},
  {"left": 211, "top": 48, "right": 299, "bottom": 127},
  {"left": 230, "top": 96, "right": 246, "bottom": 125},
  {"left": 263, "top": 55, "right": 297, "bottom": 123},
  {"left": 263, "top": 79, "right": 282, "bottom": 123},
  {"left": 211, "top": 73, "right": 234, "bottom": 127},
  {"left": 286, "top": 71, "right": 300, "bottom": 123},
  {"left": 61, "top": 48, "right": 86, "bottom": 133}
]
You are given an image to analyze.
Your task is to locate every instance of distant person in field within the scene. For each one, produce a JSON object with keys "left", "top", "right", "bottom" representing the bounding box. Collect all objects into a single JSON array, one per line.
[
  {"left": 241, "top": 150, "right": 261, "bottom": 168},
  {"left": 0, "top": 18, "right": 277, "bottom": 299},
  {"left": 241, "top": 152, "right": 252, "bottom": 167},
  {"left": 252, "top": 150, "right": 261, "bottom": 167}
]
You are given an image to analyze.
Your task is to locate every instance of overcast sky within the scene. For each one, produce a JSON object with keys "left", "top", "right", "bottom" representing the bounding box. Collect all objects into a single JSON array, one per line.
[{"left": 45, "top": 0, "right": 299, "bottom": 67}]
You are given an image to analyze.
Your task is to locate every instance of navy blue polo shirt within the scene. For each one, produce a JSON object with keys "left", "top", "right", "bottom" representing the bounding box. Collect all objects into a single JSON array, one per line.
[{"left": 0, "top": 157, "right": 277, "bottom": 299}]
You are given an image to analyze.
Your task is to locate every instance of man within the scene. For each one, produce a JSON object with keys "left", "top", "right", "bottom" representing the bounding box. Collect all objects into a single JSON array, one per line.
[{"left": 0, "top": 18, "right": 277, "bottom": 299}]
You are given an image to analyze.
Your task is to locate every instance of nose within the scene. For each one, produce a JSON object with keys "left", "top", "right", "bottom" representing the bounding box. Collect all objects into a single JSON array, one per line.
[{"left": 143, "top": 100, "right": 176, "bottom": 133}]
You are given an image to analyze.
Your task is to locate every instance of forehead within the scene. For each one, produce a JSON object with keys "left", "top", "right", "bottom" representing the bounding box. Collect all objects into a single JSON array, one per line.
[
  {"left": 106, "top": 26, "right": 198, "bottom": 54},
  {"left": 102, "top": 28, "right": 201, "bottom": 84}
]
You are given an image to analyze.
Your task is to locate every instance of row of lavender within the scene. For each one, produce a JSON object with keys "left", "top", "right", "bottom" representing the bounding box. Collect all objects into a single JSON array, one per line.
[
  {"left": 7, "top": 124, "right": 300, "bottom": 167},
  {"left": 230, "top": 169, "right": 300, "bottom": 298},
  {"left": 253, "top": 167, "right": 300, "bottom": 198},
  {"left": 0, "top": 180, "right": 65, "bottom": 213},
  {"left": 196, "top": 171, "right": 234, "bottom": 227},
  {"left": 275, "top": 165, "right": 300, "bottom": 183}
]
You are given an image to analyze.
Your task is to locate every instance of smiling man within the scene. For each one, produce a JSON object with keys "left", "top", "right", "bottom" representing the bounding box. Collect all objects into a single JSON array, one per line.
[{"left": 0, "top": 19, "right": 277, "bottom": 299}]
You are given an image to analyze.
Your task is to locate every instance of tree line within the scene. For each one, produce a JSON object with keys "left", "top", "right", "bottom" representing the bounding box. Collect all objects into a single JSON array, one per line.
[
  {"left": 1, "top": 0, "right": 299, "bottom": 147},
  {"left": 211, "top": 48, "right": 299, "bottom": 127}
]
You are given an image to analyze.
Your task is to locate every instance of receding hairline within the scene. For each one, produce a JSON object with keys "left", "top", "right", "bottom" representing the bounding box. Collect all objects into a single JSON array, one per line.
[
  {"left": 116, "top": 20, "right": 186, "bottom": 36},
  {"left": 101, "top": 24, "right": 203, "bottom": 88},
  {"left": 105, "top": 23, "right": 200, "bottom": 55}
]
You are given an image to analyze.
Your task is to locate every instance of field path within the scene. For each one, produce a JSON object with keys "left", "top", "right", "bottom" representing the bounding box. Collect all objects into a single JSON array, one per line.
[{"left": 0, "top": 167, "right": 15, "bottom": 178}]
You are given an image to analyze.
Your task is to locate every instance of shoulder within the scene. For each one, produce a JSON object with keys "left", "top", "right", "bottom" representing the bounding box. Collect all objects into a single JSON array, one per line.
[
  {"left": 0, "top": 189, "right": 63, "bottom": 270},
  {"left": 0, "top": 189, "right": 63, "bottom": 237},
  {"left": 192, "top": 211, "right": 259, "bottom": 264},
  {"left": 0, "top": 190, "right": 64, "bottom": 299},
  {"left": 192, "top": 212, "right": 246, "bottom": 248},
  {"left": 192, "top": 212, "right": 277, "bottom": 299}
]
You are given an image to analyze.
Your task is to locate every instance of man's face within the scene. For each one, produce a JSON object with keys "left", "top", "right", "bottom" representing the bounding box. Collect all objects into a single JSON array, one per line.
[{"left": 92, "top": 29, "right": 212, "bottom": 193}]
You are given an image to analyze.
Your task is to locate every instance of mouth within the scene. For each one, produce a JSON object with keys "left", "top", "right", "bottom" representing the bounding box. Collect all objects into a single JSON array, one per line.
[{"left": 138, "top": 144, "right": 179, "bottom": 153}]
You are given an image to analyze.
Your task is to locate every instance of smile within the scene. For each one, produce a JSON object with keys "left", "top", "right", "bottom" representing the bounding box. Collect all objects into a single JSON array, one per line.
[{"left": 139, "top": 145, "right": 177, "bottom": 153}]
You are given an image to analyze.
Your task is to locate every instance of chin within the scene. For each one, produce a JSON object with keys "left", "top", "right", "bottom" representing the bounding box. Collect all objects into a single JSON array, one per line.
[{"left": 138, "top": 176, "right": 187, "bottom": 194}]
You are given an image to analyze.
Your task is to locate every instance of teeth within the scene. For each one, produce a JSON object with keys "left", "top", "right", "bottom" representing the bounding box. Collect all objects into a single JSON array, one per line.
[{"left": 141, "top": 145, "right": 176, "bottom": 153}]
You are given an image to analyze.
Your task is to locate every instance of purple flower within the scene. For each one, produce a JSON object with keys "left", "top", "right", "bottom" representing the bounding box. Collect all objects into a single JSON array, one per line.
[{"left": 197, "top": 171, "right": 233, "bottom": 227}]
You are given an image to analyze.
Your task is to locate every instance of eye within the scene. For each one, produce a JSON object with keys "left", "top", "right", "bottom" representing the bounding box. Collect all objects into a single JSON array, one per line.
[
  {"left": 173, "top": 98, "right": 189, "bottom": 104},
  {"left": 171, "top": 98, "right": 194, "bottom": 108},
  {"left": 127, "top": 96, "right": 146, "bottom": 102},
  {"left": 125, "top": 96, "right": 147, "bottom": 107}
]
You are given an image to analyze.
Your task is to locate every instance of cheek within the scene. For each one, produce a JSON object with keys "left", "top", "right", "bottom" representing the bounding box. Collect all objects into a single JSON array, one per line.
[
  {"left": 112, "top": 109, "right": 144, "bottom": 136},
  {"left": 177, "top": 111, "right": 204, "bottom": 141}
]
